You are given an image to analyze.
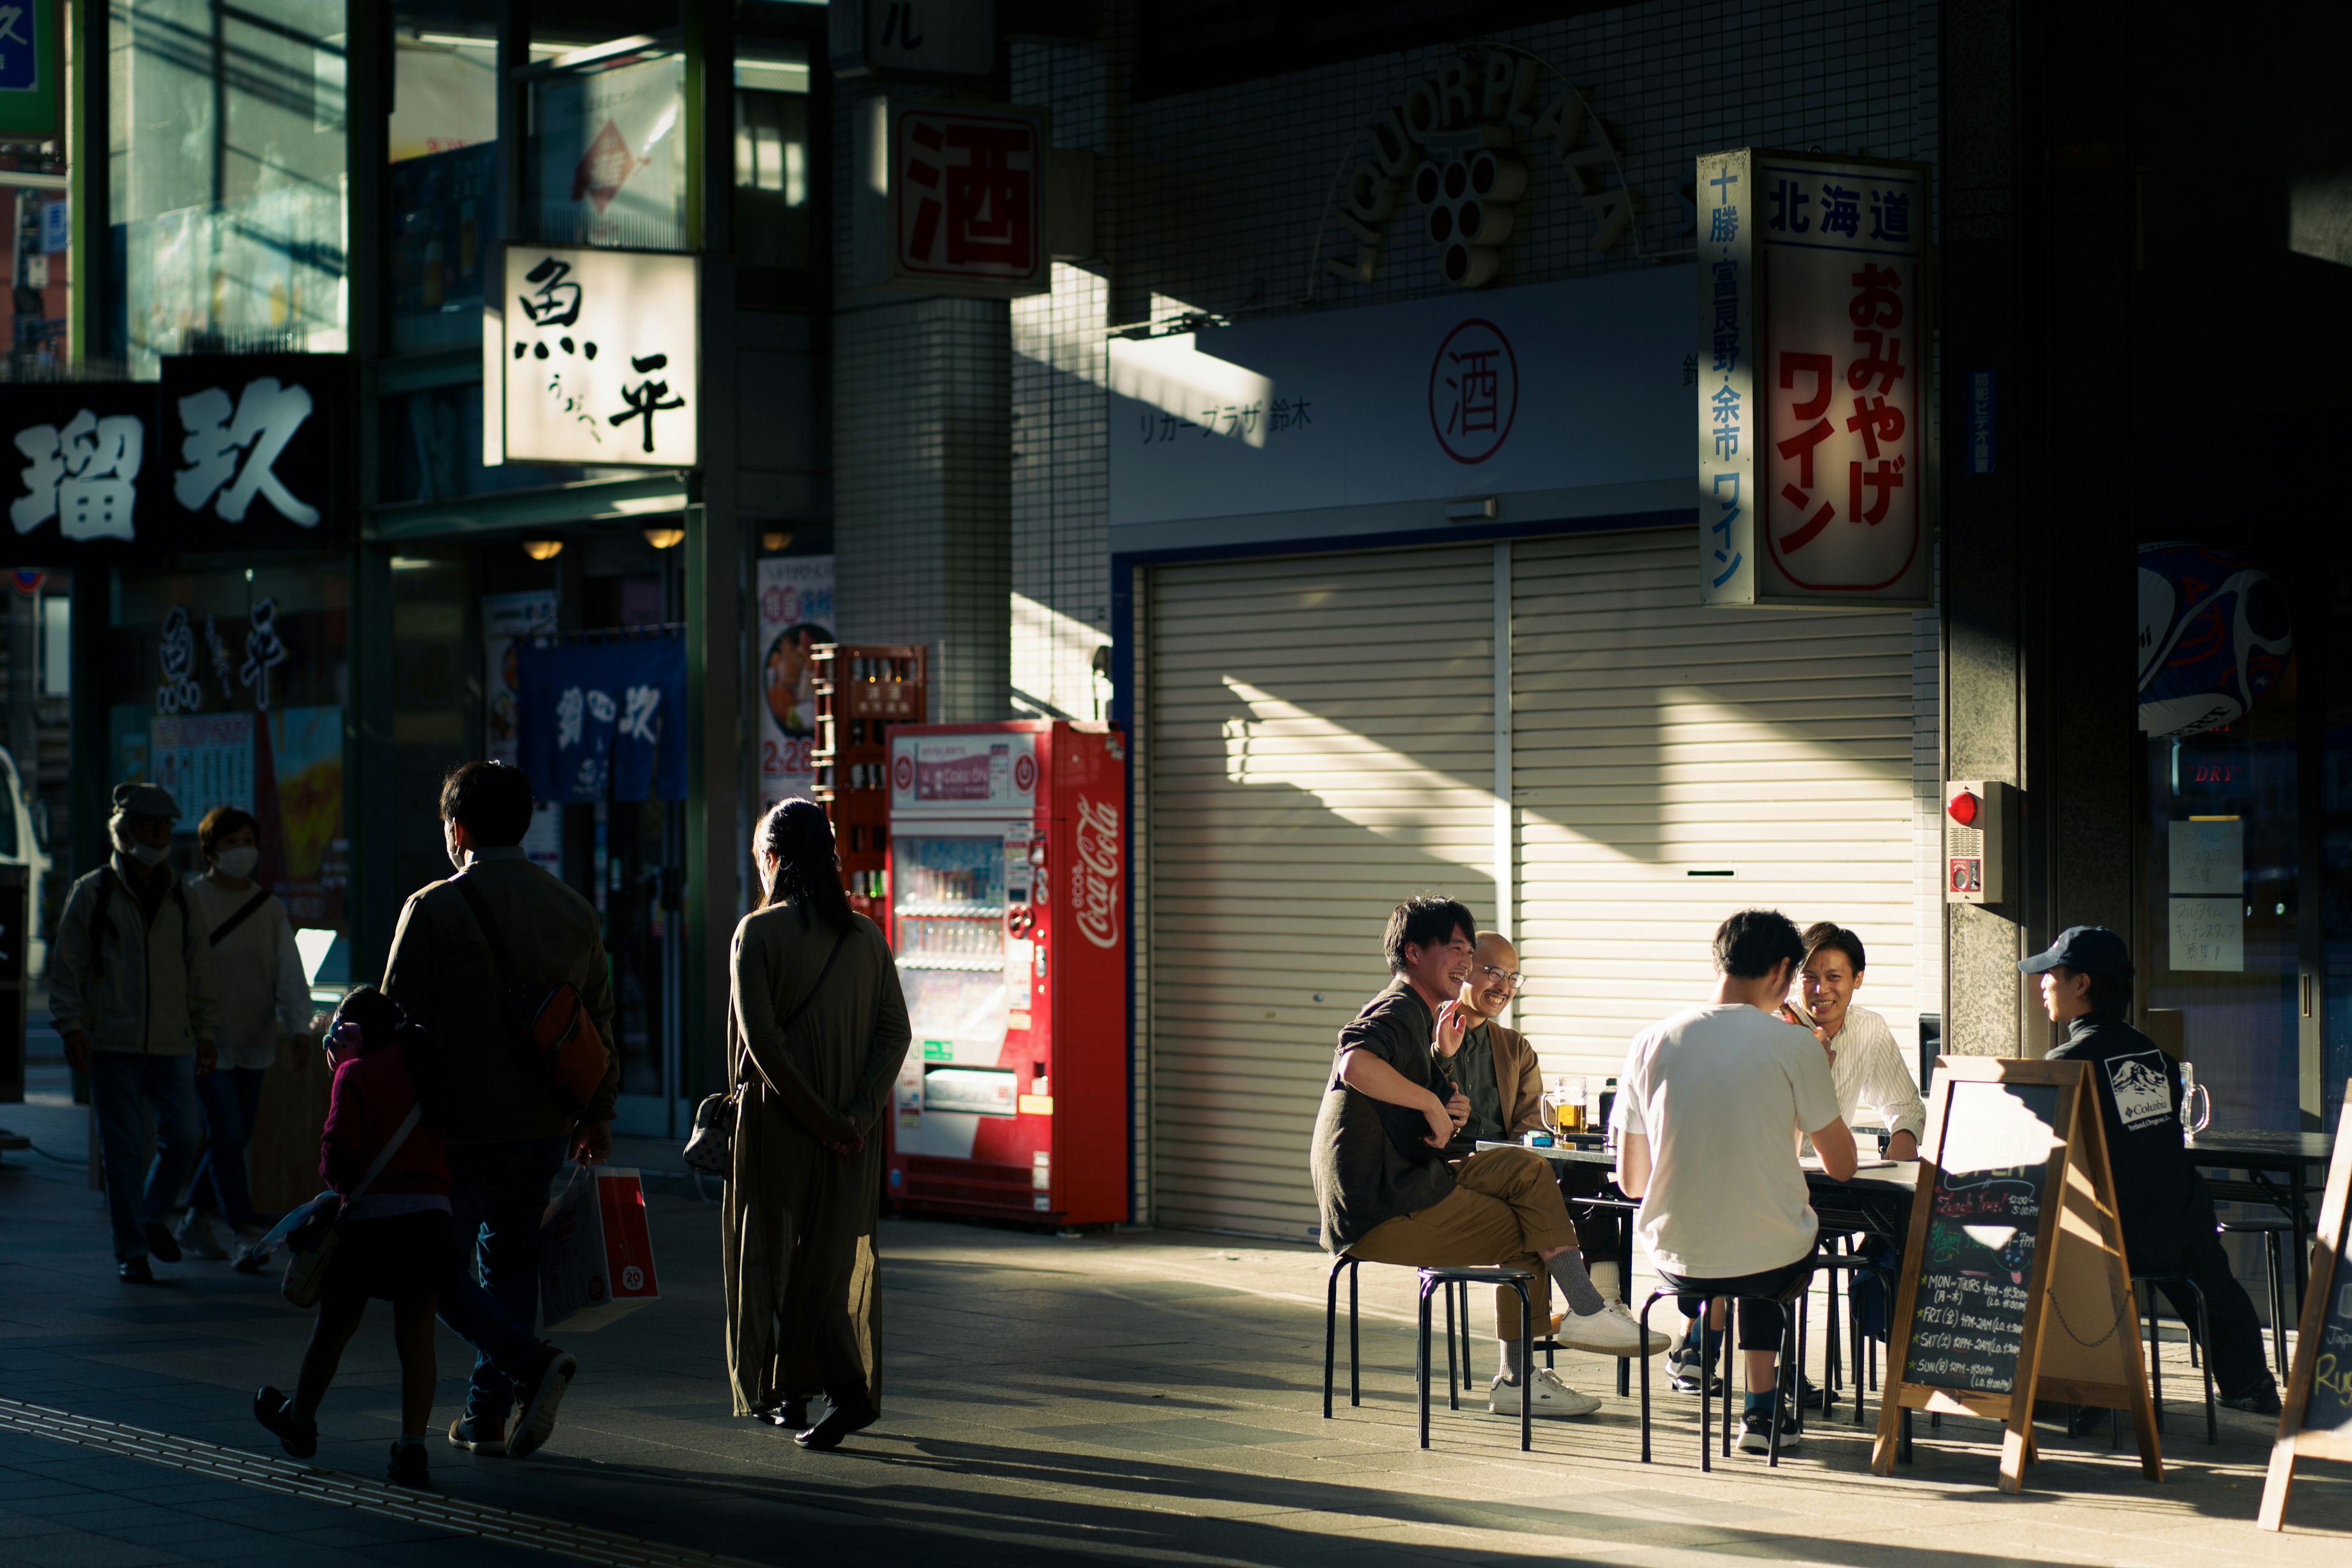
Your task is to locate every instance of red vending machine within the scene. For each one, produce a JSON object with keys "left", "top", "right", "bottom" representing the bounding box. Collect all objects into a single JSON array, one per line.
[{"left": 884, "top": 720, "right": 1127, "bottom": 1226}]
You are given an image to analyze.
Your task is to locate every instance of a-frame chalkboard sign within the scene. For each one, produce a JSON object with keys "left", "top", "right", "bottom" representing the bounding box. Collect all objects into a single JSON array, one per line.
[
  {"left": 2259, "top": 1084, "right": 2352, "bottom": 1531},
  {"left": 1871, "top": 1057, "right": 2162, "bottom": 1491}
]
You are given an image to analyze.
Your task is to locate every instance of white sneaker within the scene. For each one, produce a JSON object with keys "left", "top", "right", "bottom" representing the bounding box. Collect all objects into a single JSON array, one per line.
[
  {"left": 174, "top": 1210, "right": 228, "bottom": 1261},
  {"left": 1555, "top": 1299, "right": 1672, "bottom": 1358},
  {"left": 1488, "top": 1368, "right": 1602, "bottom": 1419}
]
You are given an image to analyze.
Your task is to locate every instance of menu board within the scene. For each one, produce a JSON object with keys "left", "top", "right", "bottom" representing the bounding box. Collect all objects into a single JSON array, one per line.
[
  {"left": 1900, "top": 1081, "right": 2060, "bottom": 1395},
  {"left": 2304, "top": 1219, "right": 2352, "bottom": 1438}
]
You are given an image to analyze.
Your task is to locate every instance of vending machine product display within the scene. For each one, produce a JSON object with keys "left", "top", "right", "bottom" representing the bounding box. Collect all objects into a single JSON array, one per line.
[{"left": 885, "top": 720, "right": 1128, "bottom": 1225}]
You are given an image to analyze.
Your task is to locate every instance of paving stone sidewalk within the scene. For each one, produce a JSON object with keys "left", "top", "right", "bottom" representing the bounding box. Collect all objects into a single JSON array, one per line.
[{"left": 2, "top": 1070, "right": 2347, "bottom": 1566}]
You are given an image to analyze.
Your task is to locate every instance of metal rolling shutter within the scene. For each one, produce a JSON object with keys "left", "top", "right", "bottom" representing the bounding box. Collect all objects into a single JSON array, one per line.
[
  {"left": 1145, "top": 546, "right": 1498, "bottom": 1240},
  {"left": 1508, "top": 529, "right": 1920, "bottom": 1082}
]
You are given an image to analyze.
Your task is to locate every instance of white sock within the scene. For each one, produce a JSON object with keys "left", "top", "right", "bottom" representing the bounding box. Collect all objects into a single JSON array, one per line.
[
  {"left": 1499, "top": 1337, "right": 1528, "bottom": 1385},
  {"left": 1589, "top": 1260, "right": 1622, "bottom": 1302}
]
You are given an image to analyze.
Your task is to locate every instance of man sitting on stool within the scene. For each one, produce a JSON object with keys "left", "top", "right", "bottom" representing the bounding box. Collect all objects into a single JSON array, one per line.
[
  {"left": 1311, "top": 896, "right": 1667, "bottom": 1422},
  {"left": 1613, "top": 909, "right": 1857, "bottom": 1453},
  {"left": 2022, "top": 925, "right": 2281, "bottom": 1419}
]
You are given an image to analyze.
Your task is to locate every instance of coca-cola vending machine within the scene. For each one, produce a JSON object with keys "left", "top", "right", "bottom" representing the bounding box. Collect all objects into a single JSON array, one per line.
[{"left": 884, "top": 720, "right": 1128, "bottom": 1225}]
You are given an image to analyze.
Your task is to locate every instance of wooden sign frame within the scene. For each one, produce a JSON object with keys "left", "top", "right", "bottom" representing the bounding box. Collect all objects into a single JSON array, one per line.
[
  {"left": 1871, "top": 1057, "right": 2162, "bottom": 1491},
  {"left": 2259, "top": 1084, "right": 2352, "bottom": 1531}
]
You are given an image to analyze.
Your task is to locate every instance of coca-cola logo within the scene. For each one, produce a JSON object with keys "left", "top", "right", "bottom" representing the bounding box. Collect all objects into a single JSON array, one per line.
[{"left": 1072, "top": 794, "right": 1122, "bottom": 949}]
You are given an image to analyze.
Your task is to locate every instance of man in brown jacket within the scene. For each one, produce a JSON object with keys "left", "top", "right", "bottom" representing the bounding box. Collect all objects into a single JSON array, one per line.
[
  {"left": 383, "top": 760, "right": 617, "bottom": 1459},
  {"left": 1445, "top": 931, "right": 1627, "bottom": 1305}
]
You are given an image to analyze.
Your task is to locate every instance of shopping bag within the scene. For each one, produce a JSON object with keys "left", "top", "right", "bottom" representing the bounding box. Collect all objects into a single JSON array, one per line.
[{"left": 539, "top": 1165, "right": 660, "bottom": 1332}]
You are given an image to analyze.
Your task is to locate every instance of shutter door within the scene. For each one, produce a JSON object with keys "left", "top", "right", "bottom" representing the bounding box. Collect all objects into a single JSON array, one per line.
[
  {"left": 1145, "top": 546, "right": 1498, "bottom": 1240},
  {"left": 1509, "top": 530, "right": 1920, "bottom": 1079}
]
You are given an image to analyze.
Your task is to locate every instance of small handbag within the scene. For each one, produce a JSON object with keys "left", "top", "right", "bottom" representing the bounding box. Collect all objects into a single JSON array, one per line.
[
  {"left": 682, "top": 929, "right": 849, "bottom": 1178},
  {"left": 282, "top": 1102, "right": 423, "bottom": 1308}
]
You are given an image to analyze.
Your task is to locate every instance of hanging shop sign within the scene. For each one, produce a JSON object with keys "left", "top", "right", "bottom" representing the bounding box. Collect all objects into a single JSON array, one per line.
[
  {"left": 829, "top": 0, "right": 995, "bottom": 78},
  {"left": 1107, "top": 270, "right": 1686, "bottom": 540},
  {"left": 1316, "top": 45, "right": 1643, "bottom": 290},
  {"left": 1695, "top": 148, "right": 1930, "bottom": 608},
  {"left": 513, "top": 636, "right": 689, "bottom": 805},
  {"left": 497, "top": 244, "right": 699, "bottom": 468},
  {"left": 853, "top": 99, "right": 1052, "bottom": 298},
  {"left": 0, "top": 0, "right": 62, "bottom": 143},
  {"left": 0, "top": 353, "right": 349, "bottom": 565},
  {"left": 755, "top": 555, "right": 837, "bottom": 805},
  {"left": 2135, "top": 543, "right": 2291, "bottom": 737}
]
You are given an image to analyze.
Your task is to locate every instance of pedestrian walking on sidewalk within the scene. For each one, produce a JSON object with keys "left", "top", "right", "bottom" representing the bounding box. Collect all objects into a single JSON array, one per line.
[
  {"left": 254, "top": 989, "right": 450, "bottom": 1488},
  {"left": 180, "top": 805, "right": 314, "bottom": 1268},
  {"left": 383, "top": 760, "right": 603, "bottom": 1460},
  {"left": 50, "top": 783, "right": 219, "bottom": 1283},
  {"left": 722, "top": 798, "right": 910, "bottom": 1450}
]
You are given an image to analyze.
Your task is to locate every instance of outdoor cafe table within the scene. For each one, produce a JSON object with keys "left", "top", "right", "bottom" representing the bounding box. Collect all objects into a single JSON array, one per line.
[{"left": 2184, "top": 1128, "right": 2336, "bottom": 1302}]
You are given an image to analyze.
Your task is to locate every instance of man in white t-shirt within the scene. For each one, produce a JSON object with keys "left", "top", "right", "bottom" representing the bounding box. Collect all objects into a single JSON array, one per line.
[{"left": 1611, "top": 909, "right": 1856, "bottom": 1453}]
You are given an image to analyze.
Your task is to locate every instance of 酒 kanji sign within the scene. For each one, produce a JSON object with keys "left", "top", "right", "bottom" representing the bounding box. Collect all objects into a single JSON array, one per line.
[
  {"left": 854, "top": 99, "right": 1051, "bottom": 298},
  {"left": 0, "top": 353, "right": 348, "bottom": 565},
  {"left": 1696, "top": 148, "right": 1930, "bottom": 608},
  {"left": 497, "top": 244, "right": 699, "bottom": 467}
]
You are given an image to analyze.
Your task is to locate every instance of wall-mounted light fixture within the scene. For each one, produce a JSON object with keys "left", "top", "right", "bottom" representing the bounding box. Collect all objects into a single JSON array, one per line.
[
  {"left": 761, "top": 529, "right": 794, "bottom": 552},
  {"left": 642, "top": 526, "right": 686, "bottom": 549},
  {"left": 522, "top": 538, "right": 564, "bottom": 561}
]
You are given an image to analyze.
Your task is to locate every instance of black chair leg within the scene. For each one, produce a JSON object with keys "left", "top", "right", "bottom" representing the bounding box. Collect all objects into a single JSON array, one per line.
[
  {"left": 1416, "top": 1280, "right": 1433, "bottom": 1450},
  {"left": 1770, "top": 1300, "right": 1794, "bottom": 1467},
  {"left": 2144, "top": 1283, "right": 2165, "bottom": 1434},
  {"left": 1719, "top": 1297, "right": 1736, "bottom": 1464},
  {"left": 2193, "top": 1283, "right": 2215, "bottom": 1446},
  {"left": 2266, "top": 1231, "right": 2289, "bottom": 1384},
  {"left": 1638, "top": 1288, "right": 1665, "bottom": 1464},
  {"left": 1851, "top": 1266, "right": 1868, "bottom": 1428},
  {"left": 1323, "top": 1257, "right": 1341, "bottom": 1419},
  {"left": 1443, "top": 1282, "right": 1458, "bottom": 1411},
  {"left": 1349, "top": 1262, "right": 1360, "bottom": 1407},
  {"left": 1512, "top": 1282, "right": 1532, "bottom": 1453},
  {"left": 1461, "top": 1281, "right": 1477, "bottom": 1395}
]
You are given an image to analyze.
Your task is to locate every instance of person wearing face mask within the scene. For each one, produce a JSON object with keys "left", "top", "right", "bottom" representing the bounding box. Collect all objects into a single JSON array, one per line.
[
  {"left": 381, "top": 760, "right": 601, "bottom": 1460},
  {"left": 720, "top": 798, "right": 909, "bottom": 1450},
  {"left": 178, "top": 805, "right": 314, "bottom": 1267},
  {"left": 48, "top": 783, "right": 219, "bottom": 1282}
]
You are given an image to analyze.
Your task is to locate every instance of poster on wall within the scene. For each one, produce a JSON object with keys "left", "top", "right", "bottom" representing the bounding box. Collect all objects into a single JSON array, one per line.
[
  {"left": 149, "top": 712, "right": 255, "bottom": 817},
  {"left": 483, "top": 589, "right": 563, "bottom": 872},
  {"left": 755, "top": 556, "right": 835, "bottom": 804},
  {"left": 265, "top": 704, "right": 344, "bottom": 930},
  {"left": 530, "top": 54, "right": 687, "bottom": 249}
]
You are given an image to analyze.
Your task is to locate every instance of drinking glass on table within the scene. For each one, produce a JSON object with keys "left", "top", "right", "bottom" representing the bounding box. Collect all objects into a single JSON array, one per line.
[{"left": 2179, "top": 1060, "right": 2212, "bottom": 1136}]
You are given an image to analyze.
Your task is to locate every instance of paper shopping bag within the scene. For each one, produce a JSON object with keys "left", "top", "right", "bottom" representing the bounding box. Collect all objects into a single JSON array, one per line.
[{"left": 539, "top": 1166, "right": 660, "bottom": 1332}]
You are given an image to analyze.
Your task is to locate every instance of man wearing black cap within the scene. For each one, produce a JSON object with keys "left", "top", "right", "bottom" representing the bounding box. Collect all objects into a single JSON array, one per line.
[
  {"left": 50, "top": 783, "right": 218, "bottom": 1283},
  {"left": 2021, "top": 925, "right": 2279, "bottom": 1415}
]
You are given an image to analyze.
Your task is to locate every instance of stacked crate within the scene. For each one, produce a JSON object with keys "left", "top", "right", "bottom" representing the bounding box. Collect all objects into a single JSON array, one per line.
[{"left": 810, "top": 644, "right": 926, "bottom": 931}]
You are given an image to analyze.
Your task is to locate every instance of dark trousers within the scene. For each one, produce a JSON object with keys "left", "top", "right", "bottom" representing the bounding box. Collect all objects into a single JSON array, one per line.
[
  {"left": 2149, "top": 1230, "right": 2275, "bottom": 1401},
  {"left": 440, "top": 1134, "right": 570, "bottom": 1421},
  {"left": 89, "top": 1052, "right": 202, "bottom": 1261},
  {"left": 190, "top": 1065, "right": 267, "bottom": 1227},
  {"left": 1556, "top": 1161, "right": 1624, "bottom": 1264}
]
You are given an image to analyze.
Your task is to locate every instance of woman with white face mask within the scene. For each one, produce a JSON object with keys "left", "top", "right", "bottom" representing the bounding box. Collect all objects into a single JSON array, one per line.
[{"left": 179, "top": 805, "right": 314, "bottom": 1268}]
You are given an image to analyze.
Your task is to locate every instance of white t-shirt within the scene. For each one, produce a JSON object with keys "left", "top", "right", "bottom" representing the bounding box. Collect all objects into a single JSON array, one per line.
[{"left": 1613, "top": 1002, "right": 1844, "bottom": 1280}]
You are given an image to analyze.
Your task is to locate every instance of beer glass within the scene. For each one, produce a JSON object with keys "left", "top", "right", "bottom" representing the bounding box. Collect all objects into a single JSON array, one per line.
[{"left": 2179, "top": 1060, "right": 2212, "bottom": 1136}]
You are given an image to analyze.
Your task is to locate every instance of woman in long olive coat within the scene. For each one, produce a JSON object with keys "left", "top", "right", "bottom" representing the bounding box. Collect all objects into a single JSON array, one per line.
[{"left": 722, "top": 799, "right": 911, "bottom": 1449}]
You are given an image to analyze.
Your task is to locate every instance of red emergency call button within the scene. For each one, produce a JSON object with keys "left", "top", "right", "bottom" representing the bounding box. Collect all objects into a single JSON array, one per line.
[{"left": 1946, "top": 790, "right": 1981, "bottom": 827}]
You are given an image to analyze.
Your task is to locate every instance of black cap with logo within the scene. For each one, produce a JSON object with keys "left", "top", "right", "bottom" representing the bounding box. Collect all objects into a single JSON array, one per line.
[{"left": 2016, "top": 924, "right": 2135, "bottom": 978}]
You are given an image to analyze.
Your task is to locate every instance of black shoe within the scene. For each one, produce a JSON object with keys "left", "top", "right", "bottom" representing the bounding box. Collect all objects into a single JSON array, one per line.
[
  {"left": 751, "top": 1398, "right": 810, "bottom": 1429},
  {"left": 508, "top": 1345, "right": 576, "bottom": 1460},
  {"left": 446, "top": 1414, "right": 507, "bottom": 1456},
  {"left": 118, "top": 1257, "right": 154, "bottom": 1284},
  {"left": 1664, "top": 1346, "right": 1722, "bottom": 1395},
  {"left": 1778, "top": 1373, "right": 1825, "bottom": 1412},
  {"left": 387, "top": 1441, "right": 431, "bottom": 1488},
  {"left": 794, "top": 1400, "right": 878, "bottom": 1451},
  {"left": 143, "top": 1221, "right": 182, "bottom": 1264},
  {"left": 253, "top": 1387, "right": 318, "bottom": 1459},
  {"left": 2223, "top": 1385, "right": 2283, "bottom": 1417},
  {"left": 1738, "top": 1410, "right": 1803, "bottom": 1454},
  {"left": 2065, "top": 1403, "right": 2112, "bottom": 1438}
]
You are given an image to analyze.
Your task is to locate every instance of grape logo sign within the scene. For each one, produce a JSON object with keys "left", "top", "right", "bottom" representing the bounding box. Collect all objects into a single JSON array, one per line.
[
  {"left": 1072, "top": 795, "right": 1123, "bottom": 949},
  {"left": 1429, "top": 318, "right": 1517, "bottom": 464}
]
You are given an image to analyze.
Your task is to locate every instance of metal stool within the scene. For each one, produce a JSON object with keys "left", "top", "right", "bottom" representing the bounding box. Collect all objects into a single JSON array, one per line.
[
  {"left": 1400, "top": 1267, "right": 1533, "bottom": 1451},
  {"left": 1638, "top": 1257, "right": 1871, "bottom": 1471},
  {"left": 2131, "top": 1272, "right": 2217, "bottom": 1446},
  {"left": 2218, "top": 1216, "right": 2295, "bottom": 1382}
]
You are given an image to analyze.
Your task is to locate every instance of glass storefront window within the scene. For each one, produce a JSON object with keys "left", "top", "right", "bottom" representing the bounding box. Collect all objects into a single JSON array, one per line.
[
  {"left": 110, "top": 0, "right": 349, "bottom": 377},
  {"left": 735, "top": 48, "right": 811, "bottom": 271},
  {"left": 525, "top": 40, "right": 687, "bottom": 249},
  {"left": 389, "top": 13, "right": 499, "bottom": 355},
  {"left": 104, "top": 564, "right": 350, "bottom": 947}
]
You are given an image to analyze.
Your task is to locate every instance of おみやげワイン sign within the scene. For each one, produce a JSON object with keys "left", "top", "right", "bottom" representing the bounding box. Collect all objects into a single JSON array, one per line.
[
  {"left": 1697, "top": 149, "right": 1931, "bottom": 608},
  {"left": 497, "top": 245, "right": 699, "bottom": 467}
]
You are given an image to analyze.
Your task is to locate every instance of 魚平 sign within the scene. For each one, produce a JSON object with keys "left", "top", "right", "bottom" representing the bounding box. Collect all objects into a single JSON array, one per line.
[
  {"left": 1317, "top": 44, "right": 1642, "bottom": 289},
  {"left": 853, "top": 99, "right": 1051, "bottom": 298},
  {"left": 1697, "top": 149, "right": 1931, "bottom": 608},
  {"left": 0, "top": 0, "right": 62, "bottom": 142},
  {"left": 1107, "top": 270, "right": 1686, "bottom": 544},
  {"left": 496, "top": 245, "right": 699, "bottom": 468},
  {"left": 0, "top": 353, "right": 349, "bottom": 565}
]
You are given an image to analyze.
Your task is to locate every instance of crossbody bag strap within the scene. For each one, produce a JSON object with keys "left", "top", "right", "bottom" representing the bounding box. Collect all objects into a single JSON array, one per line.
[
  {"left": 450, "top": 872, "right": 523, "bottom": 990},
  {"left": 350, "top": 1102, "right": 424, "bottom": 1203},
  {"left": 736, "top": 927, "right": 851, "bottom": 1095},
  {"left": 209, "top": 888, "right": 272, "bottom": 948}
]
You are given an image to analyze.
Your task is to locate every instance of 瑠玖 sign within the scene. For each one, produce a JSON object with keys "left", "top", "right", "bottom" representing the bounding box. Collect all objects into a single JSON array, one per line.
[
  {"left": 853, "top": 99, "right": 1051, "bottom": 298},
  {"left": 0, "top": 353, "right": 348, "bottom": 565},
  {"left": 1696, "top": 148, "right": 1930, "bottom": 608},
  {"left": 497, "top": 244, "right": 700, "bottom": 467}
]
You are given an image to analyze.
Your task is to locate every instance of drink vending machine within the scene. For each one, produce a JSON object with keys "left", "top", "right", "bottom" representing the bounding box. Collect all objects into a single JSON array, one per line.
[{"left": 885, "top": 720, "right": 1127, "bottom": 1225}]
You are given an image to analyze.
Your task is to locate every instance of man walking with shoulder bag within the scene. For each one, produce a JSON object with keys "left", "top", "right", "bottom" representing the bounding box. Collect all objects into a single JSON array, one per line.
[{"left": 383, "top": 761, "right": 618, "bottom": 1460}]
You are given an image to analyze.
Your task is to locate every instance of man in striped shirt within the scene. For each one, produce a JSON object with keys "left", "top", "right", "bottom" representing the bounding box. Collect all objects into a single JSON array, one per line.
[{"left": 1790, "top": 924, "right": 1925, "bottom": 1160}]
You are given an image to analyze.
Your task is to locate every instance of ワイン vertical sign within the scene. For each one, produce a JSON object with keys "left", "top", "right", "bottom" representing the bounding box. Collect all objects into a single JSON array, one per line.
[{"left": 1697, "top": 148, "right": 1931, "bottom": 608}]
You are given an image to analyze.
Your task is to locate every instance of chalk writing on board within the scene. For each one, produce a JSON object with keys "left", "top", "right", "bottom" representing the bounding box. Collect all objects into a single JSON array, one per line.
[
  {"left": 1901, "top": 1079, "right": 2060, "bottom": 1398},
  {"left": 2305, "top": 1274, "right": 2352, "bottom": 1436}
]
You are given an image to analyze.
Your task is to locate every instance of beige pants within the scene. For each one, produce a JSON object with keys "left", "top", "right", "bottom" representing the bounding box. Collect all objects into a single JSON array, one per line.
[{"left": 1349, "top": 1145, "right": 1576, "bottom": 1337}]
